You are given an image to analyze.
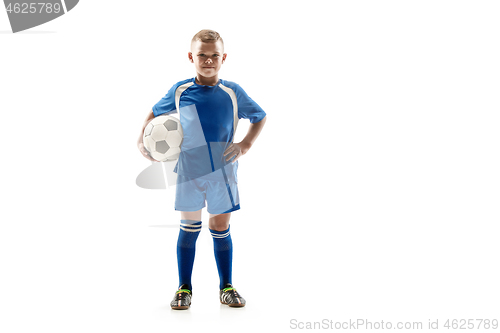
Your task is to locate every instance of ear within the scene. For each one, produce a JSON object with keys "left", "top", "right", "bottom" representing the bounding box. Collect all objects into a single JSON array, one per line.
[
  {"left": 222, "top": 53, "right": 227, "bottom": 64},
  {"left": 188, "top": 52, "right": 194, "bottom": 63}
]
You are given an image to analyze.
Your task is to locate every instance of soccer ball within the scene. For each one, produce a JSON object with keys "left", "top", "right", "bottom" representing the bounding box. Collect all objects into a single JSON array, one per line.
[{"left": 143, "top": 115, "right": 183, "bottom": 161}]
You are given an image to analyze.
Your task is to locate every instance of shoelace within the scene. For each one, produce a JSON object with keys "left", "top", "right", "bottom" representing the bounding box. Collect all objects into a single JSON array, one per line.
[
  {"left": 222, "top": 287, "right": 240, "bottom": 298},
  {"left": 176, "top": 289, "right": 191, "bottom": 294},
  {"left": 176, "top": 289, "right": 191, "bottom": 299}
]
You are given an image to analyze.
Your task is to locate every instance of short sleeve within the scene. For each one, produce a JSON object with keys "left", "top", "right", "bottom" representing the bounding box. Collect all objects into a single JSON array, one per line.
[
  {"left": 152, "top": 84, "right": 178, "bottom": 117},
  {"left": 234, "top": 84, "right": 266, "bottom": 123}
]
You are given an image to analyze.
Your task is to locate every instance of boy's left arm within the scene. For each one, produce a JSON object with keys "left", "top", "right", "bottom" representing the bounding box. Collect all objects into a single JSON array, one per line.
[{"left": 224, "top": 116, "right": 267, "bottom": 163}]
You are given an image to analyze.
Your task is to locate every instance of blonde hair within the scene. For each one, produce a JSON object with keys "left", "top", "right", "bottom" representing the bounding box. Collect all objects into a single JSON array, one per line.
[{"left": 191, "top": 29, "right": 224, "bottom": 48}]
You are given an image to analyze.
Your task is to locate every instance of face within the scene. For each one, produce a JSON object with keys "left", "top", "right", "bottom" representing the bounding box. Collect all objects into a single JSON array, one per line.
[{"left": 189, "top": 40, "right": 227, "bottom": 81}]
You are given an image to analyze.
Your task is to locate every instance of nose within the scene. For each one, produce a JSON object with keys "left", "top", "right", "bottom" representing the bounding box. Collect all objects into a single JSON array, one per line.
[{"left": 205, "top": 58, "right": 213, "bottom": 64}]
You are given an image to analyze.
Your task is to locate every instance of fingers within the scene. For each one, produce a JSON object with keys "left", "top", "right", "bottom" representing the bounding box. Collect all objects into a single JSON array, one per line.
[
  {"left": 224, "top": 143, "right": 242, "bottom": 162},
  {"left": 225, "top": 148, "right": 238, "bottom": 161},
  {"left": 231, "top": 154, "right": 241, "bottom": 163},
  {"left": 223, "top": 143, "right": 234, "bottom": 156},
  {"left": 139, "top": 144, "right": 156, "bottom": 162},
  {"left": 225, "top": 151, "right": 240, "bottom": 162},
  {"left": 224, "top": 144, "right": 235, "bottom": 160},
  {"left": 225, "top": 152, "right": 235, "bottom": 161},
  {"left": 143, "top": 151, "right": 156, "bottom": 162}
]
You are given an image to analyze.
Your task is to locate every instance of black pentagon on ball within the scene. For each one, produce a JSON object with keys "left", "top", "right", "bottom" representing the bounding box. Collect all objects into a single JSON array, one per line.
[
  {"left": 156, "top": 140, "right": 170, "bottom": 154},
  {"left": 164, "top": 119, "right": 178, "bottom": 131}
]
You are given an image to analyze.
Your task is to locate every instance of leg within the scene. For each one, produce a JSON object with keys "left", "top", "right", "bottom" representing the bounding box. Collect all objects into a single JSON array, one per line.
[
  {"left": 209, "top": 213, "right": 233, "bottom": 289},
  {"left": 176, "top": 209, "right": 202, "bottom": 290},
  {"left": 209, "top": 212, "right": 246, "bottom": 307},
  {"left": 170, "top": 176, "right": 205, "bottom": 310}
]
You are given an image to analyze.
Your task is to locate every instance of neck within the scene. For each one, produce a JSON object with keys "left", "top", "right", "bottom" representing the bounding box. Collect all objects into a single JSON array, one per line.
[{"left": 195, "top": 74, "right": 219, "bottom": 86}]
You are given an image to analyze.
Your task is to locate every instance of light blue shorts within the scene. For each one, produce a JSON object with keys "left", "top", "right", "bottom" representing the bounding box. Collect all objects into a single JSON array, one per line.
[{"left": 175, "top": 174, "right": 240, "bottom": 214}]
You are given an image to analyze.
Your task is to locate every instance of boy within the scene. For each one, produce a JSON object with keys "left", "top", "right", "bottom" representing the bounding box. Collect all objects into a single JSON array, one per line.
[{"left": 137, "top": 29, "right": 266, "bottom": 309}]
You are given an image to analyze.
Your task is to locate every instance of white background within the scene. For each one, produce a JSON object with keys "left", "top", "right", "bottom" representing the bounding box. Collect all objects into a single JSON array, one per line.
[{"left": 1, "top": 1, "right": 499, "bottom": 332}]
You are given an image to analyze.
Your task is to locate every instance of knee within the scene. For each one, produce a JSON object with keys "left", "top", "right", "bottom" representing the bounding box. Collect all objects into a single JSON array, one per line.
[{"left": 209, "top": 213, "right": 231, "bottom": 231}]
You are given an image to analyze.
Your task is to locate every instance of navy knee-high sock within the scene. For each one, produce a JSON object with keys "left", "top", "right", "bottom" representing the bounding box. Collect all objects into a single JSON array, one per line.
[
  {"left": 210, "top": 226, "right": 233, "bottom": 290},
  {"left": 176, "top": 220, "right": 201, "bottom": 290}
]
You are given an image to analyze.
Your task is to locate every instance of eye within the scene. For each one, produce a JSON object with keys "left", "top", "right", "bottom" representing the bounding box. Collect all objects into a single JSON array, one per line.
[{"left": 213, "top": 54, "right": 219, "bottom": 57}]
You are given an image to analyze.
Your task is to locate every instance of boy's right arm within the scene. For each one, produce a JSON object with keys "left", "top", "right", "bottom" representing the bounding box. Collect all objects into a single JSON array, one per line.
[{"left": 137, "top": 110, "right": 156, "bottom": 162}]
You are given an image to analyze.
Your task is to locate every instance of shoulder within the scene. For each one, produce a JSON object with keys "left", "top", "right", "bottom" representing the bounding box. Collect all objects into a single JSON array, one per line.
[
  {"left": 170, "top": 78, "right": 195, "bottom": 91},
  {"left": 219, "top": 79, "right": 243, "bottom": 91}
]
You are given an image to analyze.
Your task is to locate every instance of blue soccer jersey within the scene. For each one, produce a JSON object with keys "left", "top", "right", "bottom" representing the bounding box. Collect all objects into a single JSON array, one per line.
[{"left": 152, "top": 78, "right": 266, "bottom": 182}]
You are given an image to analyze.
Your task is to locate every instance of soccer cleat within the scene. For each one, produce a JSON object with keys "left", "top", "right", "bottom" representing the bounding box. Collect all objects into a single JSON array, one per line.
[
  {"left": 170, "top": 284, "right": 192, "bottom": 310},
  {"left": 219, "top": 283, "right": 246, "bottom": 307}
]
